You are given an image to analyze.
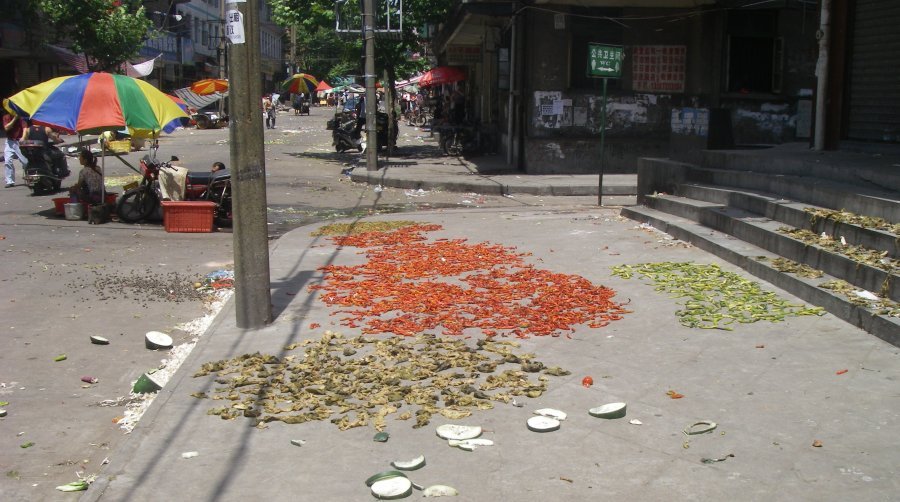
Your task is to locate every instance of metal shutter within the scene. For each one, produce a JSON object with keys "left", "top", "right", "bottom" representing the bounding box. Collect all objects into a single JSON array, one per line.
[{"left": 847, "top": 0, "right": 900, "bottom": 142}]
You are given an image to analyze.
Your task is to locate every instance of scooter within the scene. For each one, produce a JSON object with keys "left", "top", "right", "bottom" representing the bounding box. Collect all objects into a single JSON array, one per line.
[
  {"left": 332, "top": 117, "right": 364, "bottom": 153},
  {"left": 19, "top": 139, "right": 70, "bottom": 194}
]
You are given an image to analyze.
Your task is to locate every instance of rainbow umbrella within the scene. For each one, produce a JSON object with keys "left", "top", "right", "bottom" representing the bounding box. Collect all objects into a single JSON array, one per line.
[
  {"left": 190, "top": 78, "right": 229, "bottom": 96},
  {"left": 282, "top": 73, "right": 318, "bottom": 95},
  {"left": 3, "top": 72, "right": 188, "bottom": 138},
  {"left": 162, "top": 94, "right": 190, "bottom": 134}
]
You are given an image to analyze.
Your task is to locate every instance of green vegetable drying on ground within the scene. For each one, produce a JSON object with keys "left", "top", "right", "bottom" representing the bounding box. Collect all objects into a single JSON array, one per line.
[{"left": 611, "top": 262, "right": 824, "bottom": 330}]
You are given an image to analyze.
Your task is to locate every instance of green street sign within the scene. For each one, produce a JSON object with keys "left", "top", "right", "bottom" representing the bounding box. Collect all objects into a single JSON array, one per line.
[{"left": 588, "top": 44, "right": 623, "bottom": 78}]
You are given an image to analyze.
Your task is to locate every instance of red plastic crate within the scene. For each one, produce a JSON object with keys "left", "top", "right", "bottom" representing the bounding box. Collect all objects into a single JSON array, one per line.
[{"left": 160, "top": 201, "right": 216, "bottom": 233}]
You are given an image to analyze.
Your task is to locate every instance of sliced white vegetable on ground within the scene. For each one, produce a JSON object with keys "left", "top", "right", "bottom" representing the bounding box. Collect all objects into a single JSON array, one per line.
[
  {"left": 435, "top": 424, "right": 482, "bottom": 440},
  {"left": 371, "top": 476, "right": 413, "bottom": 499},
  {"left": 448, "top": 438, "right": 494, "bottom": 451},
  {"left": 533, "top": 408, "right": 567, "bottom": 421},
  {"left": 588, "top": 402, "right": 627, "bottom": 419},
  {"left": 145, "top": 331, "right": 173, "bottom": 350},
  {"left": 423, "top": 484, "right": 459, "bottom": 497},
  {"left": 526, "top": 415, "right": 561, "bottom": 432},
  {"left": 89, "top": 335, "right": 109, "bottom": 345},
  {"left": 391, "top": 454, "right": 426, "bottom": 470},
  {"left": 365, "top": 470, "right": 408, "bottom": 487}
]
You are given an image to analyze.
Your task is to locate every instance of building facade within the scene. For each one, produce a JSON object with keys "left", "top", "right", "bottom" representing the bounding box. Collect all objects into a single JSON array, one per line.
[{"left": 431, "top": 0, "right": 900, "bottom": 174}]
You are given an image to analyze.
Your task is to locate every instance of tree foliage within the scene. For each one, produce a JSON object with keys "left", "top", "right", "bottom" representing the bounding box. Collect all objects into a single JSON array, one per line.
[
  {"left": 269, "top": 0, "right": 456, "bottom": 83},
  {"left": 33, "top": 0, "right": 152, "bottom": 72}
]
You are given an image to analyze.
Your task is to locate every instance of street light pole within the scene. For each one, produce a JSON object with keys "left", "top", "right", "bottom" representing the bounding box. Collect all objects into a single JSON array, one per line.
[{"left": 228, "top": 0, "right": 272, "bottom": 328}]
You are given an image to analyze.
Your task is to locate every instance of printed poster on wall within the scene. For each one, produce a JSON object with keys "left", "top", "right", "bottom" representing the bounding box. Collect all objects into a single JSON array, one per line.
[
  {"left": 534, "top": 91, "right": 562, "bottom": 129},
  {"left": 632, "top": 45, "right": 686, "bottom": 93}
]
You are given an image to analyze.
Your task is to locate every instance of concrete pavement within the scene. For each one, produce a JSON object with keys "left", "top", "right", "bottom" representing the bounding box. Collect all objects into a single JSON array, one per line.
[{"left": 85, "top": 204, "right": 900, "bottom": 501}]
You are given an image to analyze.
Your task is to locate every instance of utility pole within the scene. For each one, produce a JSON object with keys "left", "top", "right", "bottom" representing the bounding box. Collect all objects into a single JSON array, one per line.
[
  {"left": 363, "top": 0, "right": 378, "bottom": 171},
  {"left": 227, "top": 0, "right": 272, "bottom": 328}
]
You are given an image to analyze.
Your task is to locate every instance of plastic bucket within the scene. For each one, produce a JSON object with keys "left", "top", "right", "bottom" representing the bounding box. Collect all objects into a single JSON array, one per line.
[
  {"left": 53, "top": 197, "right": 69, "bottom": 216},
  {"left": 64, "top": 203, "right": 84, "bottom": 220}
]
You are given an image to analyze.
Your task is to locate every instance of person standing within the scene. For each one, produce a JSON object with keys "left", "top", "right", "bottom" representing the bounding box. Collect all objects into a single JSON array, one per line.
[
  {"left": 262, "top": 95, "right": 274, "bottom": 129},
  {"left": 3, "top": 111, "right": 27, "bottom": 187}
]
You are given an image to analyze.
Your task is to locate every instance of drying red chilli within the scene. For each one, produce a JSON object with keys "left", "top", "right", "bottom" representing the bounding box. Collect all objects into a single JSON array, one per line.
[{"left": 310, "top": 224, "right": 630, "bottom": 338}]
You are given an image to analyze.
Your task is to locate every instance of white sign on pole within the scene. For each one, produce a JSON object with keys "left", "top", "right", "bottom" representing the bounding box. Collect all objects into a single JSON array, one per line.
[{"left": 226, "top": 10, "right": 245, "bottom": 44}]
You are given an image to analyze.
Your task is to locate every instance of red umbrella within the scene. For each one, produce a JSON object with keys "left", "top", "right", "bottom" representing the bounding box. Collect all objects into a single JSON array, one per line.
[
  {"left": 314, "top": 80, "right": 332, "bottom": 92},
  {"left": 419, "top": 67, "right": 466, "bottom": 87}
]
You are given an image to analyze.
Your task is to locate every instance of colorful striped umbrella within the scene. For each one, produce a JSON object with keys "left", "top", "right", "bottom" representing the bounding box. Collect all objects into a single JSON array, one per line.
[
  {"left": 3, "top": 72, "right": 188, "bottom": 138},
  {"left": 162, "top": 94, "right": 190, "bottom": 134},
  {"left": 282, "top": 73, "right": 319, "bottom": 95},
  {"left": 190, "top": 78, "right": 229, "bottom": 96}
]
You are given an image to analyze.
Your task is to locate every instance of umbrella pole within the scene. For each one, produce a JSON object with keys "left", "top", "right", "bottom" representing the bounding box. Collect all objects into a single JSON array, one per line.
[{"left": 101, "top": 139, "right": 106, "bottom": 203}]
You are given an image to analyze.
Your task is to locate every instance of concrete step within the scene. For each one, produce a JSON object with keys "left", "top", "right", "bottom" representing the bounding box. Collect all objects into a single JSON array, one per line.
[
  {"left": 676, "top": 183, "right": 899, "bottom": 257},
  {"left": 642, "top": 194, "right": 900, "bottom": 302},
  {"left": 620, "top": 205, "right": 900, "bottom": 346},
  {"left": 687, "top": 165, "right": 900, "bottom": 222}
]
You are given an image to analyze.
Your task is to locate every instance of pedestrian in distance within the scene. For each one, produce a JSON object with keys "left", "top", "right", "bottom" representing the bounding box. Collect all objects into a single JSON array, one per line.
[
  {"left": 264, "top": 94, "right": 277, "bottom": 129},
  {"left": 2, "top": 110, "right": 27, "bottom": 187}
]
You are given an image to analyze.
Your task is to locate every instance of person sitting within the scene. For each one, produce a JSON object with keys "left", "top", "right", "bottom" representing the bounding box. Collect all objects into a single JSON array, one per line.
[
  {"left": 211, "top": 161, "right": 228, "bottom": 178},
  {"left": 69, "top": 149, "right": 103, "bottom": 204}
]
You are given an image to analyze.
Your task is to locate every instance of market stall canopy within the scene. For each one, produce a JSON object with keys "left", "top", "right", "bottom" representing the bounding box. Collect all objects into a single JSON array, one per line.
[
  {"left": 282, "top": 73, "right": 318, "bottom": 95},
  {"left": 395, "top": 74, "right": 423, "bottom": 89},
  {"left": 190, "top": 78, "right": 229, "bottom": 96},
  {"left": 328, "top": 84, "right": 365, "bottom": 94},
  {"left": 419, "top": 66, "right": 466, "bottom": 87},
  {"left": 315, "top": 80, "right": 332, "bottom": 92},
  {"left": 3, "top": 72, "right": 188, "bottom": 138},
  {"left": 173, "top": 87, "right": 226, "bottom": 110}
]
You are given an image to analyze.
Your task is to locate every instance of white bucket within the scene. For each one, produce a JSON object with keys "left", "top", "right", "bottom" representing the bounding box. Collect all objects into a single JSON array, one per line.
[{"left": 64, "top": 203, "right": 84, "bottom": 220}]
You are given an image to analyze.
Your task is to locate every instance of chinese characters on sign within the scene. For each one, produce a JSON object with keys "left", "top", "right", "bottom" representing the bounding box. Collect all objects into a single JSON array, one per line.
[
  {"left": 587, "top": 44, "right": 623, "bottom": 78},
  {"left": 226, "top": 10, "right": 245, "bottom": 44},
  {"left": 632, "top": 45, "right": 686, "bottom": 93}
]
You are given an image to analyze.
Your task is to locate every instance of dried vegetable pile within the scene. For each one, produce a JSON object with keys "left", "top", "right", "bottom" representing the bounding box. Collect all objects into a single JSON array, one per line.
[
  {"left": 310, "top": 223, "right": 630, "bottom": 338},
  {"left": 804, "top": 207, "right": 900, "bottom": 235},
  {"left": 611, "top": 262, "right": 823, "bottom": 329},
  {"left": 192, "top": 331, "right": 570, "bottom": 430},
  {"left": 777, "top": 227, "right": 897, "bottom": 274}
]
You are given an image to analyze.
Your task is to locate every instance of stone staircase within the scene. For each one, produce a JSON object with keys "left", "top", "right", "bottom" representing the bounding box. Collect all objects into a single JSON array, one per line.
[{"left": 622, "top": 145, "right": 900, "bottom": 346}]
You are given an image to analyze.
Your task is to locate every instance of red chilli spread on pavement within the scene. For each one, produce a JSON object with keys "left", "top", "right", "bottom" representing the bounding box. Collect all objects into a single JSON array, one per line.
[{"left": 310, "top": 224, "right": 629, "bottom": 338}]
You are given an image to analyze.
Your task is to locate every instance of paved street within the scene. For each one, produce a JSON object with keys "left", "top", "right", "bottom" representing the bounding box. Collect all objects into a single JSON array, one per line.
[{"left": 0, "top": 106, "right": 587, "bottom": 501}]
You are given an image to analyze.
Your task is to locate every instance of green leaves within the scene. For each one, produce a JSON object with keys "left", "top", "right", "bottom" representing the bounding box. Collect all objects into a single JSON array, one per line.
[{"left": 34, "top": 0, "right": 151, "bottom": 72}]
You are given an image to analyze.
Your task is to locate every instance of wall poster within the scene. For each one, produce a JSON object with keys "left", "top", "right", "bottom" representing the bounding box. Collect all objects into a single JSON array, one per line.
[{"left": 632, "top": 45, "right": 686, "bottom": 93}]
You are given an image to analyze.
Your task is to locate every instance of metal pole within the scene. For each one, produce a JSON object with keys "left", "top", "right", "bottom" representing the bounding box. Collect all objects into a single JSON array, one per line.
[
  {"left": 813, "top": 0, "right": 831, "bottom": 151},
  {"left": 598, "top": 78, "right": 607, "bottom": 206},
  {"left": 363, "top": 0, "right": 378, "bottom": 171},
  {"left": 229, "top": 0, "right": 272, "bottom": 328}
]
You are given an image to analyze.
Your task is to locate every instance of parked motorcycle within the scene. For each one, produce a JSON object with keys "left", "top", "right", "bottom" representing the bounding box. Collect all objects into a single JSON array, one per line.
[
  {"left": 330, "top": 115, "right": 363, "bottom": 153},
  {"left": 116, "top": 155, "right": 232, "bottom": 225},
  {"left": 19, "top": 139, "right": 70, "bottom": 194},
  {"left": 328, "top": 110, "right": 397, "bottom": 153}
]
